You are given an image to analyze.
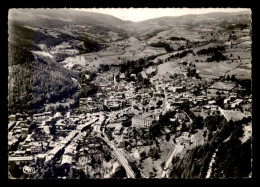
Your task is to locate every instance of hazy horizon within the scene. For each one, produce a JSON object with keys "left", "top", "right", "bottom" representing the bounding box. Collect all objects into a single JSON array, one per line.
[{"left": 75, "top": 8, "right": 250, "bottom": 22}]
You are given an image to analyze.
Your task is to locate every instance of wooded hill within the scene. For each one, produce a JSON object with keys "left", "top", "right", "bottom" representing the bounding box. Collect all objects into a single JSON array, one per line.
[{"left": 8, "top": 23, "right": 79, "bottom": 115}]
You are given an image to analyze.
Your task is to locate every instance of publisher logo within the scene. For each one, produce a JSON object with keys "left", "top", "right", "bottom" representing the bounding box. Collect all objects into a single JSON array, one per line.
[{"left": 23, "top": 166, "right": 36, "bottom": 174}]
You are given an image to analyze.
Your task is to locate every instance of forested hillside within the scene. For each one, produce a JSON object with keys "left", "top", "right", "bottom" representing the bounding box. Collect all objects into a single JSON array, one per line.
[
  {"left": 9, "top": 21, "right": 62, "bottom": 49},
  {"left": 8, "top": 23, "right": 79, "bottom": 115}
]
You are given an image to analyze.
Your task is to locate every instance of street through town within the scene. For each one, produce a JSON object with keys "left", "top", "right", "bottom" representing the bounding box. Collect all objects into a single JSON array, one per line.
[{"left": 101, "top": 127, "right": 135, "bottom": 178}]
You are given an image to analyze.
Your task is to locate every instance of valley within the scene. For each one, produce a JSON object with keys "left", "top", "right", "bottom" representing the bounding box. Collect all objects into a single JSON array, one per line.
[{"left": 8, "top": 9, "right": 252, "bottom": 179}]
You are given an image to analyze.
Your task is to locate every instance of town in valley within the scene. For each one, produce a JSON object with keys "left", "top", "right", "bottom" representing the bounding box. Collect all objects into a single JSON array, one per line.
[{"left": 8, "top": 8, "right": 252, "bottom": 179}]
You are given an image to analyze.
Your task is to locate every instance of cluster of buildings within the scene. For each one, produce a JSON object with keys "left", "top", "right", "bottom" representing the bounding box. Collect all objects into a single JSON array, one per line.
[
  {"left": 8, "top": 113, "right": 31, "bottom": 154},
  {"left": 174, "top": 132, "right": 195, "bottom": 147},
  {"left": 8, "top": 110, "right": 81, "bottom": 165}
]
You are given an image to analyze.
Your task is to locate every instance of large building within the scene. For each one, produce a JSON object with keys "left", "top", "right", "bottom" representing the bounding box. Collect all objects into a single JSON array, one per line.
[{"left": 132, "top": 117, "right": 153, "bottom": 128}]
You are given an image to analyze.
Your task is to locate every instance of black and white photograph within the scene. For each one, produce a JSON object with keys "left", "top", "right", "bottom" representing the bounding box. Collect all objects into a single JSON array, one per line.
[{"left": 7, "top": 8, "right": 252, "bottom": 179}]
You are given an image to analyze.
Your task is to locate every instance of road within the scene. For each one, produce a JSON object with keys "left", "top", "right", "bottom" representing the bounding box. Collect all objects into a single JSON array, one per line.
[
  {"left": 101, "top": 128, "right": 135, "bottom": 178},
  {"left": 161, "top": 144, "right": 184, "bottom": 178},
  {"left": 206, "top": 148, "right": 218, "bottom": 178},
  {"left": 82, "top": 112, "right": 135, "bottom": 178}
]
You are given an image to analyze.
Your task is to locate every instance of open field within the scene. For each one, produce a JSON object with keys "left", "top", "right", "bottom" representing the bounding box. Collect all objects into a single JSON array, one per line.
[
  {"left": 209, "top": 81, "right": 236, "bottom": 90},
  {"left": 157, "top": 61, "right": 186, "bottom": 75},
  {"left": 226, "top": 68, "right": 251, "bottom": 79},
  {"left": 196, "top": 62, "right": 242, "bottom": 77},
  {"left": 137, "top": 137, "right": 176, "bottom": 178},
  {"left": 156, "top": 59, "right": 251, "bottom": 81}
]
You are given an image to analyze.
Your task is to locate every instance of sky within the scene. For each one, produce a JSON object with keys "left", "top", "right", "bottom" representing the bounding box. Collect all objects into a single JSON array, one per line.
[{"left": 75, "top": 8, "right": 250, "bottom": 22}]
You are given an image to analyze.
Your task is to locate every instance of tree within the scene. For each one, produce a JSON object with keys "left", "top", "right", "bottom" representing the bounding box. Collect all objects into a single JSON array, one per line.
[
  {"left": 140, "top": 151, "right": 147, "bottom": 161},
  {"left": 148, "top": 147, "right": 160, "bottom": 160},
  {"left": 50, "top": 123, "right": 56, "bottom": 135},
  {"left": 226, "top": 74, "right": 231, "bottom": 81},
  {"left": 9, "top": 162, "right": 22, "bottom": 178},
  {"left": 231, "top": 75, "right": 237, "bottom": 82},
  {"left": 166, "top": 133, "right": 171, "bottom": 141},
  {"left": 161, "top": 161, "right": 166, "bottom": 169},
  {"left": 112, "top": 166, "right": 127, "bottom": 179},
  {"left": 78, "top": 169, "right": 86, "bottom": 179},
  {"left": 122, "top": 120, "right": 131, "bottom": 127},
  {"left": 157, "top": 100, "right": 163, "bottom": 106},
  {"left": 28, "top": 122, "right": 37, "bottom": 134},
  {"left": 104, "top": 153, "right": 112, "bottom": 162},
  {"left": 216, "top": 91, "right": 221, "bottom": 97}
]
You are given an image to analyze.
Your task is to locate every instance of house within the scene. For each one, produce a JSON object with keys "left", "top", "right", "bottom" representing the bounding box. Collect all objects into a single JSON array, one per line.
[
  {"left": 120, "top": 73, "right": 126, "bottom": 79},
  {"left": 21, "top": 128, "right": 28, "bottom": 134},
  {"left": 61, "top": 155, "right": 73, "bottom": 165},
  {"left": 55, "top": 120, "right": 66, "bottom": 130},
  {"left": 130, "top": 74, "right": 136, "bottom": 78},
  {"left": 92, "top": 125, "right": 101, "bottom": 137},
  {"left": 14, "top": 150, "right": 26, "bottom": 156},
  {"left": 141, "top": 71, "right": 148, "bottom": 79},
  {"left": 175, "top": 132, "right": 191, "bottom": 147},
  {"left": 25, "top": 137, "right": 32, "bottom": 144},
  {"left": 36, "top": 154, "right": 47, "bottom": 161},
  {"left": 54, "top": 112, "right": 62, "bottom": 120},
  {"left": 208, "top": 100, "right": 216, "bottom": 105},
  {"left": 211, "top": 105, "right": 218, "bottom": 111},
  {"left": 170, "top": 118, "right": 176, "bottom": 122},
  {"left": 231, "top": 99, "right": 243, "bottom": 108},
  {"left": 48, "top": 141, "right": 55, "bottom": 149},
  {"left": 224, "top": 98, "right": 230, "bottom": 104},
  {"left": 18, "top": 142, "right": 25, "bottom": 150},
  {"left": 173, "top": 86, "right": 184, "bottom": 93},
  {"left": 9, "top": 115, "right": 16, "bottom": 121},
  {"left": 31, "top": 142, "right": 43, "bottom": 154},
  {"left": 13, "top": 129, "right": 22, "bottom": 135},
  {"left": 122, "top": 128, "right": 129, "bottom": 139},
  {"left": 25, "top": 148, "right": 31, "bottom": 154}
]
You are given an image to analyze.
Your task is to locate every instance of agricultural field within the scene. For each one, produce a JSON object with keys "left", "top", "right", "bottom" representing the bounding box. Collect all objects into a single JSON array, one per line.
[{"left": 157, "top": 61, "right": 187, "bottom": 76}]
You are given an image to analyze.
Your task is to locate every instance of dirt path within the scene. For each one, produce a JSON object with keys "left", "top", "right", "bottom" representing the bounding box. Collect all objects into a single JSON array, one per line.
[{"left": 161, "top": 144, "right": 184, "bottom": 178}]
